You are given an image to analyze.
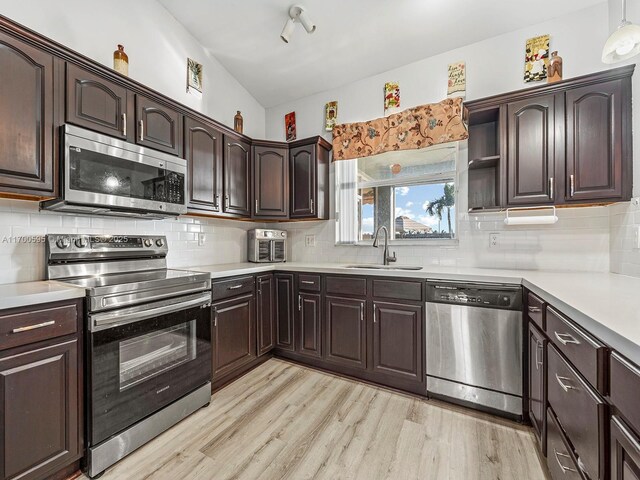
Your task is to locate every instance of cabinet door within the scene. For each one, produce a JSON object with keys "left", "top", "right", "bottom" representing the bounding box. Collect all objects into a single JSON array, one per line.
[
  {"left": 275, "top": 274, "right": 295, "bottom": 352},
  {"left": 507, "top": 95, "right": 557, "bottom": 205},
  {"left": 529, "top": 323, "right": 546, "bottom": 447},
  {"left": 253, "top": 145, "right": 289, "bottom": 218},
  {"left": 325, "top": 296, "right": 366, "bottom": 370},
  {"left": 611, "top": 416, "right": 640, "bottom": 480},
  {"left": 135, "top": 95, "right": 183, "bottom": 156},
  {"left": 566, "top": 80, "right": 626, "bottom": 201},
  {"left": 223, "top": 135, "right": 251, "bottom": 217},
  {"left": 185, "top": 116, "right": 222, "bottom": 212},
  {"left": 66, "top": 63, "right": 131, "bottom": 139},
  {"left": 0, "top": 31, "right": 56, "bottom": 196},
  {"left": 371, "top": 302, "right": 423, "bottom": 383},
  {"left": 0, "top": 339, "right": 79, "bottom": 480},
  {"left": 212, "top": 294, "right": 256, "bottom": 379},
  {"left": 298, "top": 293, "right": 322, "bottom": 358},
  {"left": 290, "top": 144, "right": 316, "bottom": 218},
  {"left": 256, "top": 274, "right": 275, "bottom": 356}
]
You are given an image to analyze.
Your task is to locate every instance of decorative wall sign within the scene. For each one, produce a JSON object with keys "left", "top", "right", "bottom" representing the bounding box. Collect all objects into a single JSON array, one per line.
[
  {"left": 325, "top": 101, "right": 338, "bottom": 131},
  {"left": 384, "top": 82, "right": 400, "bottom": 113},
  {"left": 187, "top": 58, "right": 203, "bottom": 97},
  {"left": 447, "top": 62, "right": 466, "bottom": 97},
  {"left": 548, "top": 51, "right": 563, "bottom": 83},
  {"left": 524, "top": 35, "right": 550, "bottom": 83},
  {"left": 285, "top": 111, "right": 297, "bottom": 142}
]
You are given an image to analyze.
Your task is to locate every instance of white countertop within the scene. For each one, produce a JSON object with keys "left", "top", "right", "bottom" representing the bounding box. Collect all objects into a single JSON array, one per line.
[
  {"left": 191, "top": 262, "right": 640, "bottom": 366},
  {"left": 0, "top": 280, "right": 86, "bottom": 311}
]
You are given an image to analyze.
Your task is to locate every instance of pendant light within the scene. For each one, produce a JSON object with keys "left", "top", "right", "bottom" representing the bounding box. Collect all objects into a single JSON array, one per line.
[{"left": 602, "top": 0, "right": 640, "bottom": 63}]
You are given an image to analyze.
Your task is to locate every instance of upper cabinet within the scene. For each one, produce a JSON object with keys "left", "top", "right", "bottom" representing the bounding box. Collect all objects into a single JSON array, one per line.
[
  {"left": 223, "top": 135, "right": 252, "bottom": 217},
  {"left": 289, "top": 137, "right": 332, "bottom": 220},
  {"left": 253, "top": 142, "right": 289, "bottom": 218},
  {"left": 135, "top": 95, "right": 183, "bottom": 156},
  {"left": 466, "top": 65, "right": 634, "bottom": 210},
  {"left": 0, "top": 31, "right": 57, "bottom": 197},
  {"left": 185, "top": 116, "right": 223, "bottom": 213},
  {"left": 66, "top": 63, "right": 132, "bottom": 140}
]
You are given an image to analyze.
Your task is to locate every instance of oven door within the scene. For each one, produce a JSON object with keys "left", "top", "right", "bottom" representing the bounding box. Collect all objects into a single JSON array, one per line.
[
  {"left": 64, "top": 125, "right": 187, "bottom": 215},
  {"left": 88, "top": 292, "right": 211, "bottom": 446},
  {"left": 272, "top": 239, "right": 286, "bottom": 262}
]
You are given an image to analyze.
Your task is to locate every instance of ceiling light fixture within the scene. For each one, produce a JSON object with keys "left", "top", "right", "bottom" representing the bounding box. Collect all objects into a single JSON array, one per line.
[
  {"left": 280, "top": 5, "right": 316, "bottom": 43},
  {"left": 602, "top": 0, "right": 640, "bottom": 63}
]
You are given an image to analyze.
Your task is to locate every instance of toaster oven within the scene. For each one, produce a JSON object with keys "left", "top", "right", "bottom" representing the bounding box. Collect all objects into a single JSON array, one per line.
[{"left": 248, "top": 229, "right": 287, "bottom": 263}]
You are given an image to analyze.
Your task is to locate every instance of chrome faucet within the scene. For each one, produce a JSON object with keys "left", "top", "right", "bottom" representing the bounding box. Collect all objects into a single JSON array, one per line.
[{"left": 372, "top": 226, "right": 397, "bottom": 265}]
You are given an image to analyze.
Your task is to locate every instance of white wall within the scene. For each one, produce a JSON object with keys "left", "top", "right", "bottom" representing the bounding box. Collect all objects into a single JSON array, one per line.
[
  {"left": 0, "top": 0, "right": 265, "bottom": 138},
  {"left": 267, "top": 3, "right": 616, "bottom": 273}
]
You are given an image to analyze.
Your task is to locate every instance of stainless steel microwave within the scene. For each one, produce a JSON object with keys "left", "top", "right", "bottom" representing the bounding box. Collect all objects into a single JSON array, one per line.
[
  {"left": 248, "top": 229, "right": 287, "bottom": 263},
  {"left": 41, "top": 125, "right": 187, "bottom": 219}
]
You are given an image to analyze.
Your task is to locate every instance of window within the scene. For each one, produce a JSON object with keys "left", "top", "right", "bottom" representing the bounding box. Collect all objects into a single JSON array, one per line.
[{"left": 336, "top": 143, "right": 458, "bottom": 244}]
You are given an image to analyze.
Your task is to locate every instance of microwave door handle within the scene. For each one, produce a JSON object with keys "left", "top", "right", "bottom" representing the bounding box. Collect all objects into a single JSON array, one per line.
[{"left": 270, "top": 240, "right": 275, "bottom": 262}]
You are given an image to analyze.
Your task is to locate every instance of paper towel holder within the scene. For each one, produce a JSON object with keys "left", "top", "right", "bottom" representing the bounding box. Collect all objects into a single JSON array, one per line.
[{"left": 504, "top": 206, "right": 558, "bottom": 226}]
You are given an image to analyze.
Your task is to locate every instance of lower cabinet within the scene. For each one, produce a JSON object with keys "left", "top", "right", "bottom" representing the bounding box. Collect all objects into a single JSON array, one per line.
[
  {"left": 256, "top": 274, "right": 275, "bottom": 356},
  {"left": 371, "top": 301, "right": 423, "bottom": 383},
  {"left": 212, "top": 294, "right": 256, "bottom": 379},
  {"left": 324, "top": 296, "right": 367, "bottom": 370},
  {"left": 546, "top": 408, "right": 584, "bottom": 480},
  {"left": 275, "top": 273, "right": 295, "bottom": 352},
  {"left": 298, "top": 292, "right": 322, "bottom": 358},
  {"left": 611, "top": 416, "right": 640, "bottom": 480},
  {"left": 529, "top": 322, "right": 546, "bottom": 448}
]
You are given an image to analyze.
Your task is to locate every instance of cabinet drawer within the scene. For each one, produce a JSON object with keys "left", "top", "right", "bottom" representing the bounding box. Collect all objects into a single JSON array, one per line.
[
  {"left": 212, "top": 276, "right": 255, "bottom": 301},
  {"left": 0, "top": 303, "right": 78, "bottom": 351},
  {"left": 546, "top": 408, "right": 586, "bottom": 480},
  {"left": 527, "top": 292, "right": 545, "bottom": 330},
  {"left": 546, "top": 306, "right": 605, "bottom": 391},
  {"left": 298, "top": 274, "right": 320, "bottom": 292},
  {"left": 372, "top": 279, "right": 423, "bottom": 302},
  {"left": 610, "top": 415, "right": 640, "bottom": 480},
  {"left": 325, "top": 276, "right": 366, "bottom": 297},
  {"left": 610, "top": 352, "right": 640, "bottom": 433},
  {"left": 547, "top": 345, "right": 606, "bottom": 480}
]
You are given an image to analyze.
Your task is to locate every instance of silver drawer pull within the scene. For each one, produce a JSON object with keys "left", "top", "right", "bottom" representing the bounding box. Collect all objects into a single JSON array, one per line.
[
  {"left": 301, "top": 280, "right": 315, "bottom": 285},
  {"left": 227, "top": 285, "right": 244, "bottom": 290},
  {"left": 528, "top": 306, "right": 541, "bottom": 313},
  {"left": 555, "top": 374, "right": 575, "bottom": 392},
  {"left": 12, "top": 320, "right": 56, "bottom": 333},
  {"left": 554, "top": 449, "right": 577, "bottom": 473},
  {"left": 555, "top": 331, "right": 581, "bottom": 346}
]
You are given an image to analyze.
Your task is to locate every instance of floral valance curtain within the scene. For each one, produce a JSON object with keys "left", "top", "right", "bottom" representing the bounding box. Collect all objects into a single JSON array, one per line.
[{"left": 332, "top": 97, "right": 468, "bottom": 161}]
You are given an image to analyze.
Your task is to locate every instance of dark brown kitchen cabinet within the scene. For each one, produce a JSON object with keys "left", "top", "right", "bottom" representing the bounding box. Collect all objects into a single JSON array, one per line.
[
  {"left": 529, "top": 322, "right": 546, "bottom": 448},
  {"left": 325, "top": 296, "right": 366, "bottom": 370},
  {"left": 185, "top": 116, "right": 223, "bottom": 213},
  {"left": 547, "top": 408, "right": 584, "bottom": 480},
  {"left": 507, "top": 94, "right": 558, "bottom": 205},
  {"left": 253, "top": 143, "right": 289, "bottom": 218},
  {"left": 0, "top": 31, "right": 57, "bottom": 197},
  {"left": 212, "top": 294, "right": 256, "bottom": 379},
  {"left": 275, "top": 273, "right": 295, "bottom": 352},
  {"left": 371, "top": 302, "right": 422, "bottom": 383},
  {"left": 565, "top": 79, "right": 630, "bottom": 202},
  {"left": 223, "top": 135, "right": 251, "bottom": 217},
  {"left": 611, "top": 416, "right": 640, "bottom": 480},
  {"left": 289, "top": 137, "right": 331, "bottom": 220},
  {"left": 135, "top": 95, "right": 183, "bottom": 156},
  {"left": 298, "top": 292, "right": 322, "bottom": 358},
  {"left": 256, "top": 274, "right": 275, "bottom": 356},
  {"left": 66, "top": 62, "right": 133, "bottom": 140},
  {"left": 0, "top": 339, "right": 79, "bottom": 480}
]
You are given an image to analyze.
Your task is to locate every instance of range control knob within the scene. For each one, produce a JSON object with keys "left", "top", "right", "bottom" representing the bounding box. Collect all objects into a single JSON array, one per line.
[
  {"left": 143, "top": 238, "right": 153, "bottom": 247},
  {"left": 56, "top": 237, "right": 71, "bottom": 249},
  {"left": 156, "top": 238, "right": 165, "bottom": 247},
  {"left": 75, "top": 237, "right": 88, "bottom": 248}
]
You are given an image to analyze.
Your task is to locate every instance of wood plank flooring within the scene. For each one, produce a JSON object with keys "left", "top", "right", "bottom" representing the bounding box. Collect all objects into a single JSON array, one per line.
[{"left": 84, "top": 359, "right": 549, "bottom": 480}]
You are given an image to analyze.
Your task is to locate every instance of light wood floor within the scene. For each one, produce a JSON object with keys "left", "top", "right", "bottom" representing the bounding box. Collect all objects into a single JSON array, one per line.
[{"left": 84, "top": 359, "right": 549, "bottom": 480}]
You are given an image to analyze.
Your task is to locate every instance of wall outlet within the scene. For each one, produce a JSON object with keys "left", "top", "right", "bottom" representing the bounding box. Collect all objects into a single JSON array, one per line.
[
  {"left": 198, "top": 232, "right": 206, "bottom": 246},
  {"left": 305, "top": 234, "right": 316, "bottom": 247},
  {"left": 489, "top": 232, "right": 500, "bottom": 249}
]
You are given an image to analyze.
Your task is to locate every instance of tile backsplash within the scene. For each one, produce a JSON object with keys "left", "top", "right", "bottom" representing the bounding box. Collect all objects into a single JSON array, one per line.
[
  {"left": 610, "top": 199, "right": 640, "bottom": 276},
  {"left": 0, "top": 198, "right": 262, "bottom": 285}
]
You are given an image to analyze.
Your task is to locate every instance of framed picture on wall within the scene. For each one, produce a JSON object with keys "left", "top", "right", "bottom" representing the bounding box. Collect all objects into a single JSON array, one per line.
[
  {"left": 285, "top": 111, "right": 297, "bottom": 141},
  {"left": 524, "top": 35, "right": 550, "bottom": 82},
  {"left": 187, "top": 58, "right": 203, "bottom": 97}
]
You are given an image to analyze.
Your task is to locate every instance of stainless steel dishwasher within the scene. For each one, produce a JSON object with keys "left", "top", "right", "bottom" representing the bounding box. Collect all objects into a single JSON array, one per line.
[{"left": 426, "top": 280, "right": 523, "bottom": 418}]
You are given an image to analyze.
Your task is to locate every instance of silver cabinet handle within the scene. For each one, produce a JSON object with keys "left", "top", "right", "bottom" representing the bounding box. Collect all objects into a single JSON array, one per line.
[
  {"left": 227, "top": 285, "right": 243, "bottom": 290},
  {"left": 310, "top": 198, "right": 314, "bottom": 214},
  {"left": 360, "top": 303, "right": 364, "bottom": 322},
  {"left": 139, "top": 119, "right": 144, "bottom": 142},
  {"left": 570, "top": 174, "right": 575, "bottom": 197},
  {"left": 373, "top": 304, "right": 377, "bottom": 323},
  {"left": 553, "top": 449, "right": 577, "bottom": 473},
  {"left": 555, "top": 374, "right": 575, "bottom": 392},
  {"left": 535, "top": 340, "right": 543, "bottom": 370},
  {"left": 255, "top": 199, "right": 259, "bottom": 213},
  {"left": 213, "top": 307, "right": 218, "bottom": 328},
  {"left": 298, "top": 294, "right": 302, "bottom": 311},
  {"left": 549, "top": 177, "right": 554, "bottom": 200},
  {"left": 528, "top": 306, "right": 541, "bottom": 313},
  {"left": 554, "top": 331, "right": 581, "bottom": 346},
  {"left": 122, "top": 113, "right": 127, "bottom": 136},
  {"left": 12, "top": 320, "right": 55, "bottom": 333},
  {"left": 301, "top": 280, "right": 315, "bottom": 285}
]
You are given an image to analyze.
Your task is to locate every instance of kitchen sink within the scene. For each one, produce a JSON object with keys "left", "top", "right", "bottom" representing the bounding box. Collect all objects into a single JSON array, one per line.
[{"left": 344, "top": 264, "right": 423, "bottom": 271}]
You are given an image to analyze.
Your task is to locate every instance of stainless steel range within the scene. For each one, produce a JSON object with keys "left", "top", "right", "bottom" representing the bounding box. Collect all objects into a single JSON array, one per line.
[{"left": 46, "top": 234, "right": 212, "bottom": 478}]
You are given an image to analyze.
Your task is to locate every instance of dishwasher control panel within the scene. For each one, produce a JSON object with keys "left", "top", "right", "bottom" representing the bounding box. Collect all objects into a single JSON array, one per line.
[{"left": 426, "top": 282, "right": 522, "bottom": 311}]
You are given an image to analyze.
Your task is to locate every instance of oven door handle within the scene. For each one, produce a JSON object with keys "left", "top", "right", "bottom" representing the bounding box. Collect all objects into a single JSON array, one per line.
[{"left": 90, "top": 292, "right": 212, "bottom": 331}]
